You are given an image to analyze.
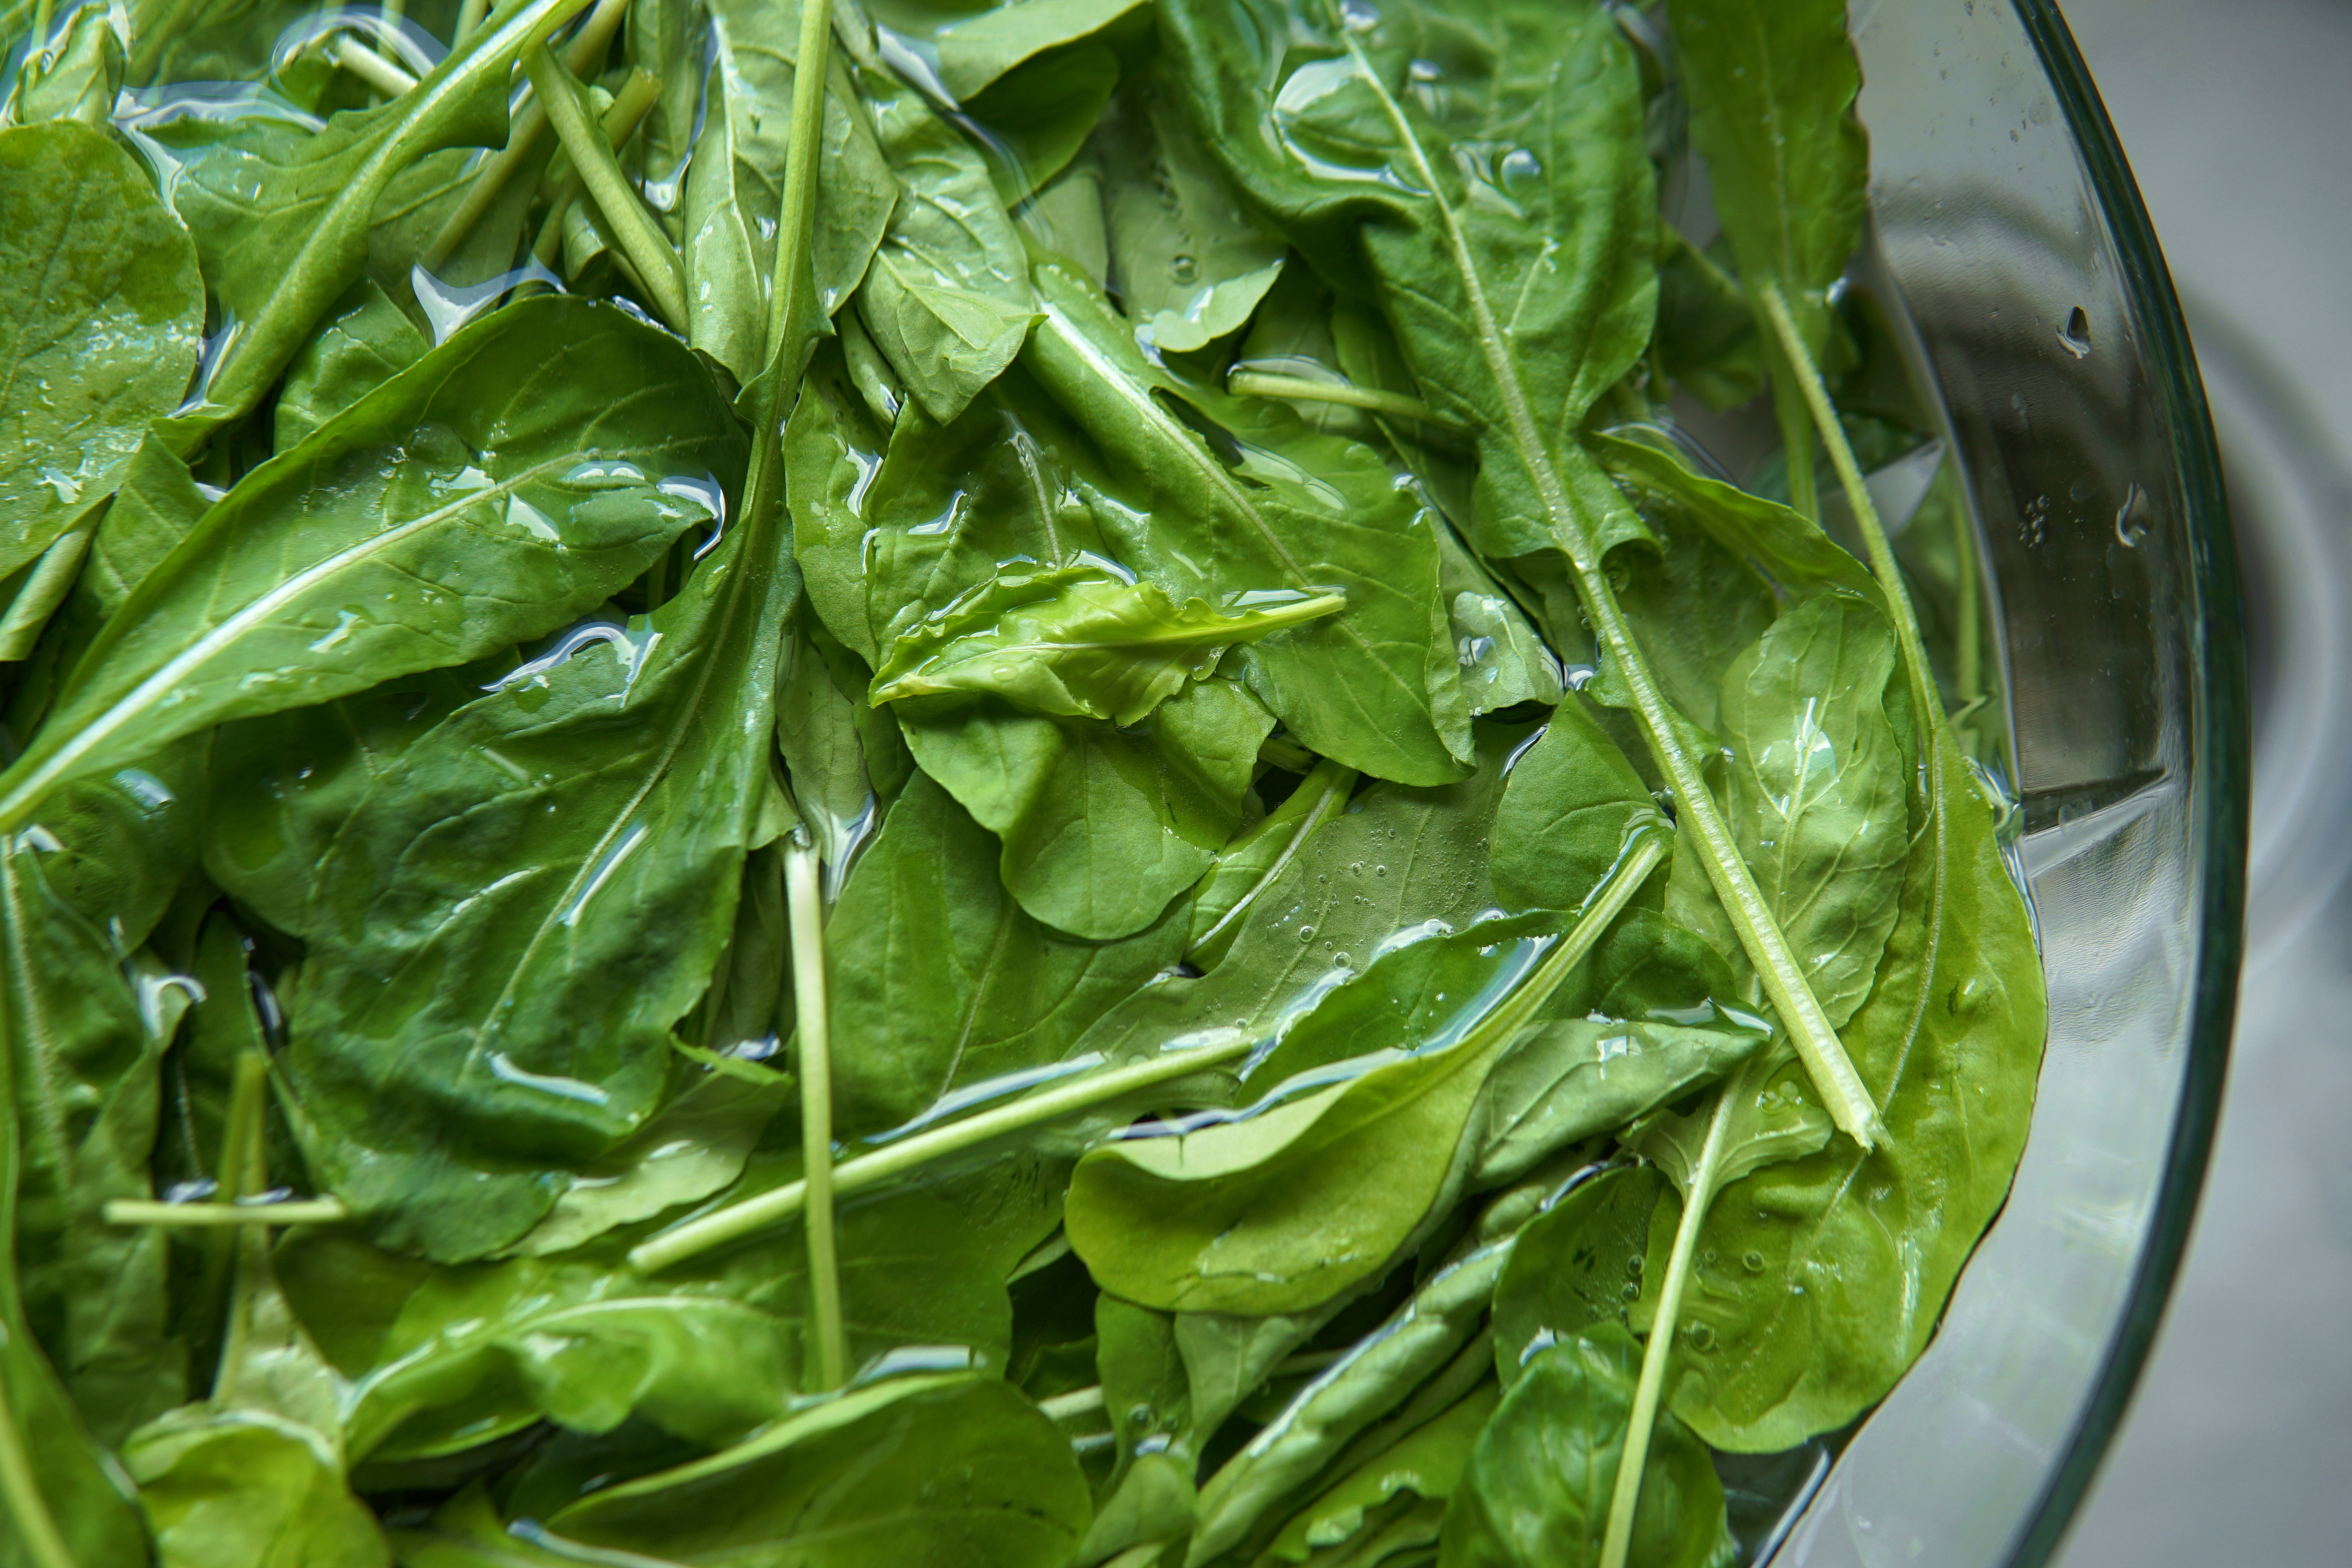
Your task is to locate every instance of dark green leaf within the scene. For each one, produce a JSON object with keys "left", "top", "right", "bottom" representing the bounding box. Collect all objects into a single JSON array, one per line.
[
  {"left": 1185, "top": 753, "right": 1354, "bottom": 970},
  {"left": 1436, "top": 1327, "right": 1735, "bottom": 1568},
  {"left": 0, "top": 118, "right": 203, "bottom": 582},
  {"left": 145, "top": 0, "right": 597, "bottom": 442},
  {"left": 272, "top": 280, "right": 427, "bottom": 452},
  {"left": 1490, "top": 1166, "right": 1661, "bottom": 1385},
  {"left": 542, "top": 1373, "right": 1092, "bottom": 1567},
  {"left": 685, "top": 0, "right": 898, "bottom": 385},
  {"left": 0, "top": 297, "right": 738, "bottom": 838},
  {"left": 122, "top": 1410, "right": 392, "bottom": 1568},
  {"left": 826, "top": 770, "right": 1187, "bottom": 1132},
  {"left": 933, "top": 0, "right": 1148, "bottom": 101},
  {"left": 872, "top": 561, "right": 1340, "bottom": 725},
  {"left": 1488, "top": 696, "right": 1653, "bottom": 914},
  {"left": 1260, "top": 1381, "right": 1494, "bottom": 1565},
  {"left": 2, "top": 3, "right": 125, "bottom": 127}
]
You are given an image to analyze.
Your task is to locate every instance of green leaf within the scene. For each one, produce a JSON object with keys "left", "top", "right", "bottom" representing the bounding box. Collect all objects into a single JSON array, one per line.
[
  {"left": 68, "top": 434, "right": 211, "bottom": 626},
  {"left": 122, "top": 1410, "right": 392, "bottom": 1568},
  {"left": 1672, "top": 0, "right": 1869, "bottom": 483},
  {"left": 783, "top": 341, "right": 893, "bottom": 661},
  {"left": 1638, "top": 731, "right": 2046, "bottom": 1451},
  {"left": 873, "top": 562, "right": 1341, "bottom": 725},
  {"left": 1185, "top": 753, "right": 1354, "bottom": 970},
  {"left": 933, "top": 0, "right": 1149, "bottom": 101},
  {"left": 1066, "top": 901, "right": 1606, "bottom": 1317},
  {"left": 0, "top": 297, "right": 739, "bottom": 838},
  {"left": 1185, "top": 1208, "right": 1517, "bottom": 1566},
  {"left": 144, "top": 0, "right": 597, "bottom": 443},
  {"left": 855, "top": 66, "right": 1039, "bottom": 423},
  {"left": 0, "top": 841, "right": 162, "bottom": 1568},
  {"left": 1716, "top": 593, "right": 1909, "bottom": 1029},
  {"left": 1096, "top": 66, "right": 1286, "bottom": 353},
  {"left": 1490, "top": 1166, "right": 1662, "bottom": 1386},
  {"left": 1436, "top": 1327, "right": 1735, "bottom": 1568},
  {"left": 776, "top": 617, "right": 907, "bottom": 894},
  {"left": 2, "top": 3, "right": 125, "bottom": 128},
  {"left": 1261, "top": 1381, "right": 1495, "bottom": 1564},
  {"left": 247, "top": 506, "right": 784, "bottom": 1261},
  {"left": 1653, "top": 231, "right": 1763, "bottom": 411},
  {"left": 825, "top": 771, "right": 1187, "bottom": 1134},
  {"left": 271, "top": 280, "right": 427, "bottom": 452},
  {"left": 0, "top": 119, "right": 203, "bottom": 583},
  {"left": 684, "top": 0, "right": 899, "bottom": 385},
  {"left": 1, "top": 829, "right": 184, "bottom": 1445},
  {"left": 1592, "top": 430, "right": 1877, "bottom": 603},
  {"left": 1024, "top": 256, "right": 1471, "bottom": 785},
  {"left": 1488, "top": 696, "right": 1655, "bottom": 914},
  {"left": 387, "top": 1483, "right": 584, "bottom": 1568},
  {"left": 541, "top": 1373, "right": 1092, "bottom": 1566},
  {"left": 1161, "top": 0, "right": 1657, "bottom": 563}
]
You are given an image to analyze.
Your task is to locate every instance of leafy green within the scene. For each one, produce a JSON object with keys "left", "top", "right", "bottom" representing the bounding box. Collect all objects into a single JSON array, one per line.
[
  {"left": 1490, "top": 1167, "right": 1662, "bottom": 1386},
  {"left": 541, "top": 1372, "right": 1093, "bottom": 1566},
  {"left": 0, "top": 297, "right": 737, "bottom": 837},
  {"left": 0, "top": 119, "right": 203, "bottom": 584},
  {"left": 1438, "top": 1327, "right": 1735, "bottom": 1568},
  {"left": 933, "top": 0, "right": 1147, "bottom": 101},
  {"left": 873, "top": 561, "right": 1339, "bottom": 724},
  {"left": 143, "top": 0, "right": 597, "bottom": 444},
  {"left": 123, "top": 1412, "right": 392, "bottom": 1568},
  {"left": 2, "top": 4, "right": 125, "bottom": 128}
]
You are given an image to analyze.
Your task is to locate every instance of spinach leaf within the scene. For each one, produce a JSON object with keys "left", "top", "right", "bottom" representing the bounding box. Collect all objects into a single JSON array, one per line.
[
  {"left": 777, "top": 617, "right": 906, "bottom": 897},
  {"left": 1161, "top": 0, "right": 1884, "bottom": 1145},
  {"left": 1638, "top": 733, "right": 2045, "bottom": 1451},
  {"left": 122, "top": 1412, "right": 392, "bottom": 1568},
  {"left": 1260, "top": 1381, "right": 1495, "bottom": 1566},
  {"left": 1185, "top": 753, "right": 1355, "bottom": 969},
  {"left": 1438, "top": 1327, "right": 1735, "bottom": 1568},
  {"left": 271, "top": 282, "right": 428, "bottom": 453},
  {"left": 855, "top": 64, "right": 1038, "bottom": 423},
  {"left": 1490, "top": 1166, "right": 1662, "bottom": 1386},
  {"left": 2, "top": 3, "right": 125, "bottom": 128},
  {"left": 1095, "top": 65, "right": 1286, "bottom": 353},
  {"left": 1488, "top": 696, "right": 1655, "bottom": 915},
  {"left": 825, "top": 770, "right": 1187, "bottom": 1134},
  {"left": 684, "top": 0, "right": 898, "bottom": 386},
  {"left": 932, "top": 0, "right": 1147, "bottom": 102},
  {"left": 873, "top": 561, "right": 1339, "bottom": 724},
  {"left": 1024, "top": 256, "right": 1473, "bottom": 786},
  {"left": 1715, "top": 593, "right": 1909, "bottom": 1026},
  {"left": 783, "top": 340, "right": 893, "bottom": 661},
  {"left": 144, "top": 0, "right": 595, "bottom": 444},
  {"left": 541, "top": 1372, "right": 1091, "bottom": 1566},
  {"left": 0, "top": 118, "right": 203, "bottom": 584},
  {"left": 0, "top": 298, "right": 738, "bottom": 838},
  {"left": 1671, "top": 0, "right": 1869, "bottom": 520}
]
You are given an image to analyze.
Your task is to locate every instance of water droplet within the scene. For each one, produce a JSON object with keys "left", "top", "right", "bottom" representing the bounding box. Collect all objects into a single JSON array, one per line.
[
  {"left": 1374, "top": 865, "right": 1387, "bottom": 877},
  {"left": 1128, "top": 1403, "right": 1156, "bottom": 1430},
  {"left": 1625, "top": 1255, "right": 1644, "bottom": 1279},
  {"left": 1621, "top": 1281, "right": 1640, "bottom": 1301},
  {"left": 1169, "top": 254, "right": 1199, "bottom": 285},
  {"left": 2057, "top": 304, "right": 2091, "bottom": 359},
  {"left": 2113, "top": 483, "right": 2151, "bottom": 548},
  {"left": 1686, "top": 1321, "right": 1715, "bottom": 1350},
  {"left": 1332, "top": 952, "right": 1351, "bottom": 968},
  {"left": 1298, "top": 924, "right": 1315, "bottom": 941},
  {"left": 1499, "top": 147, "right": 1541, "bottom": 186},
  {"left": 1742, "top": 1250, "right": 1766, "bottom": 1274}
]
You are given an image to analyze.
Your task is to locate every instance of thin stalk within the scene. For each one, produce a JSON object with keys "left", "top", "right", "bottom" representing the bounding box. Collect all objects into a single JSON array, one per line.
[
  {"left": 525, "top": 66, "right": 661, "bottom": 275},
  {"left": 104, "top": 1198, "right": 350, "bottom": 1228},
  {"left": 1330, "top": 9, "right": 1877, "bottom": 1151},
  {"left": 1954, "top": 477, "right": 1983, "bottom": 711},
  {"left": 207, "top": 1051, "right": 272, "bottom": 1401},
  {"left": 0, "top": 514, "right": 97, "bottom": 661},
  {"left": 0, "top": 1371, "right": 76, "bottom": 1568},
  {"left": 1036, "top": 1385, "right": 1106, "bottom": 1423},
  {"left": 524, "top": 45, "right": 688, "bottom": 330},
  {"left": 29, "top": 0, "right": 54, "bottom": 49},
  {"left": 421, "top": 0, "right": 631, "bottom": 274},
  {"left": 1226, "top": 371, "right": 1463, "bottom": 431},
  {"left": 453, "top": 0, "right": 491, "bottom": 45},
  {"left": 633, "top": 823, "right": 1665, "bottom": 1275},
  {"left": 326, "top": 36, "right": 419, "bottom": 97},
  {"left": 197, "top": 1049, "right": 270, "bottom": 1310},
  {"left": 785, "top": 839, "right": 848, "bottom": 1390},
  {"left": 1597, "top": 1082, "right": 1736, "bottom": 1568}
]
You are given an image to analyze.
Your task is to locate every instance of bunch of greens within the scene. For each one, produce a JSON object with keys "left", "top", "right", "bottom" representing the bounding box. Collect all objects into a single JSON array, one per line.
[{"left": 0, "top": 0, "right": 2047, "bottom": 1564}]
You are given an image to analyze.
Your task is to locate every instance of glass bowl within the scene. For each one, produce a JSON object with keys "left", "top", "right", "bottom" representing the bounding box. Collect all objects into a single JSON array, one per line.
[{"left": 1744, "top": 1, "right": 2246, "bottom": 1563}]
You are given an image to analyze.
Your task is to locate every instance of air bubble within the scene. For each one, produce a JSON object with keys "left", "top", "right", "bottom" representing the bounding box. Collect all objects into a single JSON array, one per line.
[
  {"left": 1742, "top": 1250, "right": 1766, "bottom": 1273},
  {"left": 1169, "top": 254, "right": 1199, "bottom": 284},
  {"left": 1686, "top": 1321, "right": 1715, "bottom": 1350}
]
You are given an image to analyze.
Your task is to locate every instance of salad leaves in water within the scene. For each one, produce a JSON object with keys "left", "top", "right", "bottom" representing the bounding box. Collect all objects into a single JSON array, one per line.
[{"left": 0, "top": 0, "right": 2044, "bottom": 1564}]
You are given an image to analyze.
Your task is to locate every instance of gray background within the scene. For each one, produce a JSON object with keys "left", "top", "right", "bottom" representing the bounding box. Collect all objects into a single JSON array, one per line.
[{"left": 2055, "top": 3, "right": 2352, "bottom": 1564}]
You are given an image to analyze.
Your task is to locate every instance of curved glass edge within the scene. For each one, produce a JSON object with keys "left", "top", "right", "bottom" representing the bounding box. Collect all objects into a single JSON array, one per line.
[{"left": 2002, "top": 4, "right": 2248, "bottom": 1564}]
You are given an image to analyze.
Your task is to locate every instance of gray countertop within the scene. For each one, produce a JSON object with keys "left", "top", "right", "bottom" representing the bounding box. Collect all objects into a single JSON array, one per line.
[{"left": 2055, "top": 3, "right": 2352, "bottom": 1563}]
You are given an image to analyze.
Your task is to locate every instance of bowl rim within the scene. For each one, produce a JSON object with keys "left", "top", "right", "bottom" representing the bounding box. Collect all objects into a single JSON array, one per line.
[{"left": 2001, "top": 4, "right": 2249, "bottom": 1563}]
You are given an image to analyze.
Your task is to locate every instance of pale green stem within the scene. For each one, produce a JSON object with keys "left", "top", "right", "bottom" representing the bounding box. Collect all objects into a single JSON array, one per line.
[
  {"left": 1036, "top": 1385, "right": 1106, "bottom": 1423},
  {"left": 634, "top": 823, "right": 1664, "bottom": 1276},
  {"left": 105, "top": 1198, "right": 350, "bottom": 1228},
  {"left": 0, "top": 1371, "right": 76, "bottom": 1568},
  {"left": 421, "top": 0, "right": 631, "bottom": 274},
  {"left": 1226, "top": 371, "right": 1463, "bottom": 431},
  {"left": 785, "top": 841, "right": 848, "bottom": 1389},
  {"left": 526, "top": 67, "right": 661, "bottom": 275},
  {"left": 1954, "top": 475, "right": 1983, "bottom": 711},
  {"left": 524, "top": 45, "right": 688, "bottom": 330},
  {"left": 453, "top": 0, "right": 491, "bottom": 44},
  {"left": 326, "top": 35, "right": 419, "bottom": 96},
  {"left": 1759, "top": 282, "right": 1943, "bottom": 735},
  {"left": 1598, "top": 1083, "right": 1737, "bottom": 1568},
  {"left": 0, "top": 512, "right": 97, "bottom": 661},
  {"left": 208, "top": 1051, "right": 272, "bottom": 1401}
]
